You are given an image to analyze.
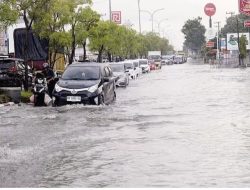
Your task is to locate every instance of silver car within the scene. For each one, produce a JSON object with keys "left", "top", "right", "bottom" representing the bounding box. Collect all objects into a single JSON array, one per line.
[{"left": 110, "top": 63, "right": 129, "bottom": 87}]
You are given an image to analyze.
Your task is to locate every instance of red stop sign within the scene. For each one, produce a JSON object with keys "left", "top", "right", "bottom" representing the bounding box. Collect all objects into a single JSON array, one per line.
[{"left": 204, "top": 3, "right": 216, "bottom": 17}]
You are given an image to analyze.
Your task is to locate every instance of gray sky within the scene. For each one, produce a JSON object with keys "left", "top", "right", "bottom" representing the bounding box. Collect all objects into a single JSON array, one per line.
[{"left": 92, "top": 0, "right": 239, "bottom": 50}]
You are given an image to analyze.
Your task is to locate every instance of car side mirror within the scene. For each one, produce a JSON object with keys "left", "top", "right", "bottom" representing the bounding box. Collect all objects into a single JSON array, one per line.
[{"left": 103, "top": 77, "right": 110, "bottom": 82}]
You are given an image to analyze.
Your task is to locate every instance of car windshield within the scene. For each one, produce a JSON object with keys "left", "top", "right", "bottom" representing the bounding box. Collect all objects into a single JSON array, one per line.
[
  {"left": 133, "top": 62, "right": 139, "bottom": 67},
  {"left": 148, "top": 55, "right": 161, "bottom": 60},
  {"left": 0, "top": 60, "right": 15, "bottom": 70},
  {"left": 139, "top": 60, "right": 147, "bottom": 65},
  {"left": 62, "top": 66, "right": 100, "bottom": 80},
  {"left": 124, "top": 63, "right": 133, "bottom": 69},
  {"left": 110, "top": 64, "right": 124, "bottom": 72}
]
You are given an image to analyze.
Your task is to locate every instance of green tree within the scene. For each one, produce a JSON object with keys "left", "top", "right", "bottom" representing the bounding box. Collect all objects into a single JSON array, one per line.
[
  {"left": 182, "top": 17, "right": 206, "bottom": 54},
  {"left": 239, "top": 35, "right": 247, "bottom": 65},
  {"left": 75, "top": 6, "right": 100, "bottom": 61},
  {"left": 0, "top": 0, "right": 48, "bottom": 90},
  {"left": 221, "top": 14, "right": 248, "bottom": 37}
]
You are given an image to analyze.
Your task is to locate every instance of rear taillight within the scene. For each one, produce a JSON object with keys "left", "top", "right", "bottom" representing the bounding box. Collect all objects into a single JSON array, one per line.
[{"left": 8, "top": 66, "right": 17, "bottom": 73}]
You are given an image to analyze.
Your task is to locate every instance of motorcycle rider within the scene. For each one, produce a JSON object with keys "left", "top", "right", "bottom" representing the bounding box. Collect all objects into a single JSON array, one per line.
[{"left": 42, "top": 62, "right": 55, "bottom": 97}]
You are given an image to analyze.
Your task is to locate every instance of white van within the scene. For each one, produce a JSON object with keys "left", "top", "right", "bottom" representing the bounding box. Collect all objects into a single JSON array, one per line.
[
  {"left": 133, "top": 60, "right": 142, "bottom": 78},
  {"left": 123, "top": 61, "right": 137, "bottom": 80}
]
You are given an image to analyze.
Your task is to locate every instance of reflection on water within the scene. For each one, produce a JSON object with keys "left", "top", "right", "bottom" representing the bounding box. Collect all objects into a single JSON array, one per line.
[{"left": 1, "top": 60, "right": 250, "bottom": 187}]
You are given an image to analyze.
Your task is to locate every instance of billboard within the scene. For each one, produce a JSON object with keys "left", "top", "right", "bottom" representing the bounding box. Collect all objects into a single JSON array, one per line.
[
  {"left": 239, "top": 0, "right": 250, "bottom": 16},
  {"left": 227, "top": 33, "right": 250, "bottom": 50},
  {"left": 111, "top": 11, "right": 121, "bottom": 24}
]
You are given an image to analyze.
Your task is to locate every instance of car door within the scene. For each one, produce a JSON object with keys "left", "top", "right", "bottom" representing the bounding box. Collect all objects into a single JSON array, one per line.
[
  {"left": 106, "top": 66, "right": 116, "bottom": 103},
  {"left": 103, "top": 66, "right": 114, "bottom": 103}
]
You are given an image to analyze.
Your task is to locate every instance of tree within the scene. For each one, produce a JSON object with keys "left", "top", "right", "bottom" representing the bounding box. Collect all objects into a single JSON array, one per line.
[
  {"left": 182, "top": 17, "right": 206, "bottom": 55},
  {"left": 0, "top": 0, "right": 48, "bottom": 91},
  {"left": 75, "top": 6, "right": 100, "bottom": 62},
  {"left": 221, "top": 14, "right": 248, "bottom": 37},
  {"left": 239, "top": 35, "right": 247, "bottom": 65}
]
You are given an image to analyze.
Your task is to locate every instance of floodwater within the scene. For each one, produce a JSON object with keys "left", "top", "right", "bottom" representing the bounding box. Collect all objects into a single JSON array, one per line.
[{"left": 1, "top": 60, "right": 250, "bottom": 187}]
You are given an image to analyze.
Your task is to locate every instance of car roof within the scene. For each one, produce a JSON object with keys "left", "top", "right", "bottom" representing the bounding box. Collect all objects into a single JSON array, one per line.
[
  {"left": 109, "top": 62, "right": 124, "bottom": 65},
  {"left": 70, "top": 62, "right": 110, "bottom": 67},
  {"left": 136, "top": 59, "right": 148, "bottom": 61},
  {"left": 0, "top": 57, "right": 24, "bottom": 62}
]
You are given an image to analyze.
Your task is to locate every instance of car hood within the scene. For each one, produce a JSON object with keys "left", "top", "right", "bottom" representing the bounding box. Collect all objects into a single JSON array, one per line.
[
  {"left": 140, "top": 65, "right": 148, "bottom": 68},
  {"left": 57, "top": 79, "right": 100, "bottom": 89},
  {"left": 113, "top": 72, "right": 125, "bottom": 77}
]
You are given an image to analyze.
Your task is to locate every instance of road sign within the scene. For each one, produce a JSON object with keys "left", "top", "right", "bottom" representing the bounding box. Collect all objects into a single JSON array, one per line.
[
  {"left": 244, "top": 20, "right": 250, "bottom": 27},
  {"left": 206, "top": 41, "right": 215, "bottom": 48},
  {"left": 204, "top": 3, "right": 216, "bottom": 17},
  {"left": 111, "top": 11, "right": 121, "bottom": 24},
  {"left": 239, "top": 0, "right": 250, "bottom": 16}
]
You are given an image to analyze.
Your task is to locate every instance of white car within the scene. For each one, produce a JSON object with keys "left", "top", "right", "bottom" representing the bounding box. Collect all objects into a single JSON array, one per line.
[
  {"left": 133, "top": 60, "right": 142, "bottom": 78},
  {"left": 138, "top": 59, "right": 150, "bottom": 73},
  {"left": 124, "top": 61, "right": 137, "bottom": 80}
]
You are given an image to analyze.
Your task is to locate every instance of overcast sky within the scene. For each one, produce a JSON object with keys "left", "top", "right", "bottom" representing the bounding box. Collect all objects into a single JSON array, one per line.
[{"left": 92, "top": 0, "right": 239, "bottom": 50}]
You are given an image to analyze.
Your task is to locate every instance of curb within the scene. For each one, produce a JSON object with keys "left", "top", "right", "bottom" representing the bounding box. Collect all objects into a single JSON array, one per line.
[{"left": 0, "top": 102, "right": 16, "bottom": 108}]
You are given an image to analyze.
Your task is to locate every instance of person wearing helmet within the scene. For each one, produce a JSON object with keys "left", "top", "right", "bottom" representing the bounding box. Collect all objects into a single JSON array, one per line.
[{"left": 42, "top": 62, "right": 55, "bottom": 97}]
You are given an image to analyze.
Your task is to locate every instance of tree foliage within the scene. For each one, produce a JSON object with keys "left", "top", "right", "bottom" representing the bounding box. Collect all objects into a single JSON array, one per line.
[
  {"left": 0, "top": 0, "right": 174, "bottom": 64},
  {"left": 221, "top": 14, "right": 249, "bottom": 37},
  {"left": 182, "top": 17, "right": 206, "bottom": 53}
]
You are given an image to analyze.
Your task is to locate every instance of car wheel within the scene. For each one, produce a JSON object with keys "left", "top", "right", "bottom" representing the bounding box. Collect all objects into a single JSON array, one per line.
[
  {"left": 113, "top": 91, "right": 116, "bottom": 101},
  {"left": 98, "top": 94, "right": 105, "bottom": 105}
]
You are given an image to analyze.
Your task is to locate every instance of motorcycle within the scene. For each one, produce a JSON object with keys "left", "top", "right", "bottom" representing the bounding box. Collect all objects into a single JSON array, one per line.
[{"left": 31, "top": 73, "right": 52, "bottom": 106}]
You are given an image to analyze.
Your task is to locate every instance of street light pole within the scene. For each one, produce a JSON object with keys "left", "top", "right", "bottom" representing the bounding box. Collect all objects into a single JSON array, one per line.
[
  {"left": 138, "top": 0, "right": 141, "bottom": 33},
  {"left": 157, "top": 18, "right": 168, "bottom": 35},
  {"left": 141, "top": 8, "right": 164, "bottom": 32}
]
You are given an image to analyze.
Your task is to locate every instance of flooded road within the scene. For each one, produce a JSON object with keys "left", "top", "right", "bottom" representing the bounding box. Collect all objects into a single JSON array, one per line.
[{"left": 2, "top": 60, "right": 250, "bottom": 187}]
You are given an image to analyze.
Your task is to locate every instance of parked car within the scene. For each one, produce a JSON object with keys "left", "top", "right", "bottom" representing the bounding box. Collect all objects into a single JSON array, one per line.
[
  {"left": 138, "top": 59, "right": 150, "bottom": 73},
  {"left": 109, "top": 62, "right": 129, "bottom": 87},
  {"left": 123, "top": 61, "right": 137, "bottom": 79},
  {"left": 162, "top": 55, "right": 174, "bottom": 65},
  {"left": 173, "top": 55, "right": 184, "bottom": 64},
  {"left": 52, "top": 63, "right": 116, "bottom": 106},
  {"left": 154, "top": 59, "right": 162, "bottom": 69},
  {"left": 0, "top": 57, "right": 33, "bottom": 87},
  {"left": 133, "top": 60, "right": 142, "bottom": 78},
  {"left": 149, "top": 59, "right": 158, "bottom": 71}
]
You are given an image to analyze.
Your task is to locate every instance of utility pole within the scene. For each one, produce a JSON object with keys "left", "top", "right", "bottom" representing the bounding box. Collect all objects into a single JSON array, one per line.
[
  {"left": 138, "top": 0, "right": 141, "bottom": 33},
  {"left": 214, "top": 21, "right": 221, "bottom": 61},
  {"left": 109, "top": 0, "right": 112, "bottom": 22}
]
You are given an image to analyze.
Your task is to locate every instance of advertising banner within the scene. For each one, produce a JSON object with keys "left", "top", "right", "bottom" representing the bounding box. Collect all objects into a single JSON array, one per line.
[
  {"left": 239, "top": 0, "right": 250, "bottom": 16},
  {"left": 227, "top": 33, "right": 250, "bottom": 50}
]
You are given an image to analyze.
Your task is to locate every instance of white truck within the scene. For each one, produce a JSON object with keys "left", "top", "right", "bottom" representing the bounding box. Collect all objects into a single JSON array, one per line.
[{"left": 148, "top": 51, "right": 162, "bottom": 70}]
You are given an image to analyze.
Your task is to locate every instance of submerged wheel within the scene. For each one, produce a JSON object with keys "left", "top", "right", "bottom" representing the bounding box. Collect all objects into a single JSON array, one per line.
[
  {"left": 98, "top": 94, "right": 105, "bottom": 105},
  {"left": 113, "top": 91, "right": 116, "bottom": 101}
]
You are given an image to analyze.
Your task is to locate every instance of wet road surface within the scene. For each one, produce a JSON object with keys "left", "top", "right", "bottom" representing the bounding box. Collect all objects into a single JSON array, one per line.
[{"left": 1, "top": 60, "right": 250, "bottom": 187}]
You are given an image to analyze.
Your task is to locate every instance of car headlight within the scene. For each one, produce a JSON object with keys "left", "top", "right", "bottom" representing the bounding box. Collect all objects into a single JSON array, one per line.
[
  {"left": 55, "top": 83, "right": 64, "bottom": 92},
  {"left": 88, "top": 84, "right": 99, "bottom": 93}
]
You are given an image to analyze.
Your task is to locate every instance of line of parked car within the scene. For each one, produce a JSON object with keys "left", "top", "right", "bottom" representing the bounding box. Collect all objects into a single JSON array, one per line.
[
  {"left": 51, "top": 59, "right": 154, "bottom": 106},
  {"left": 0, "top": 55, "right": 186, "bottom": 106}
]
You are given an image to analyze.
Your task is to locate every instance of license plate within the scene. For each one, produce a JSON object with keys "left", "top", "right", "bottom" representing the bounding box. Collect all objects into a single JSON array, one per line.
[{"left": 67, "top": 96, "right": 81, "bottom": 102}]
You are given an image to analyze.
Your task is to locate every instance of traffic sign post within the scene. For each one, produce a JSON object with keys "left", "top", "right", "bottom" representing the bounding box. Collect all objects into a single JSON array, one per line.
[
  {"left": 204, "top": 3, "right": 216, "bottom": 28},
  {"left": 206, "top": 41, "right": 215, "bottom": 48},
  {"left": 111, "top": 11, "right": 122, "bottom": 24},
  {"left": 244, "top": 20, "right": 250, "bottom": 27}
]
